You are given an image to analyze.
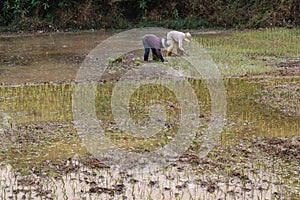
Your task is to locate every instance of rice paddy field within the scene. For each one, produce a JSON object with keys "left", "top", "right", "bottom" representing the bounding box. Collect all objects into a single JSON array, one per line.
[{"left": 0, "top": 28, "right": 299, "bottom": 199}]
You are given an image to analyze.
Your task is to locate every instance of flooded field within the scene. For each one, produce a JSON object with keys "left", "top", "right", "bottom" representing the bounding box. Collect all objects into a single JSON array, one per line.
[{"left": 0, "top": 28, "right": 299, "bottom": 199}]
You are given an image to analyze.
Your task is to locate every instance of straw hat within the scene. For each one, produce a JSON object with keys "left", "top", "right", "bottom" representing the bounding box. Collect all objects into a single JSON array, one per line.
[{"left": 184, "top": 32, "right": 192, "bottom": 42}]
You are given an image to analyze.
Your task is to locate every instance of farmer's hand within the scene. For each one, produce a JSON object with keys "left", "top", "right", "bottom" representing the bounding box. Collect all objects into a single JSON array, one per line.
[{"left": 184, "top": 50, "right": 189, "bottom": 56}]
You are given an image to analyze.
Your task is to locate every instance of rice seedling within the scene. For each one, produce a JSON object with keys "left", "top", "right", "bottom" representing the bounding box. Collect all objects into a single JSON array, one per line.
[{"left": 196, "top": 28, "right": 300, "bottom": 76}]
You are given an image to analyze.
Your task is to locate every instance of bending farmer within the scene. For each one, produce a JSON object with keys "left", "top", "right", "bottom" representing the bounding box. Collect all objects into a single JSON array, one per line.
[
  {"left": 142, "top": 34, "right": 169, "bottom": 62},
  {"left": 166, "top": 31, "right": 192, "bottom": 56}
]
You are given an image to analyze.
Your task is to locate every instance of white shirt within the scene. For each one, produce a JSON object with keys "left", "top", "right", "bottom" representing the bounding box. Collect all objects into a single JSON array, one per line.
[{"left": 167, "top": 31, "right": 190, "bottom": 51}]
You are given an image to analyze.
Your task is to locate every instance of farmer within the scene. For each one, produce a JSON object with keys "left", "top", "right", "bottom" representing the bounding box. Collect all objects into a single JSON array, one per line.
[
  {"left": 166, "top": 31, "right": 192, "bottom": 56},
  {"left": 142, "top": 34, "right": 169, "bottom": 62}
]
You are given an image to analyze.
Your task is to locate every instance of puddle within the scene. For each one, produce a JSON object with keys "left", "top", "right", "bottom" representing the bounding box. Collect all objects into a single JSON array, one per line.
[{"left": 0, "top": 31, "right": 112, "bottom": 85}]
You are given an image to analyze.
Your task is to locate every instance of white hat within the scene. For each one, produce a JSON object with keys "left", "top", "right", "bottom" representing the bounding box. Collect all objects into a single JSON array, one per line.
[
  {"left": 184, "top": 32, "right": 192, "bottom": 42},
  {"left": 162, "top": 38, "right": 170, "bottom": 48}
]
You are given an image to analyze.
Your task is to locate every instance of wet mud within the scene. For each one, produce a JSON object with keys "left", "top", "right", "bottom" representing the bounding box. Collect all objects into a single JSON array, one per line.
[{"left": 1, "top": 121, "right": 299, "bottom": 199}]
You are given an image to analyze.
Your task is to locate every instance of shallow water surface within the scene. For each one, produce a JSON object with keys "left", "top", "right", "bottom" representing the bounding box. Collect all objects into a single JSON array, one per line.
[{"left": 0, "top": 31, "right": 112, "bottom": 84}]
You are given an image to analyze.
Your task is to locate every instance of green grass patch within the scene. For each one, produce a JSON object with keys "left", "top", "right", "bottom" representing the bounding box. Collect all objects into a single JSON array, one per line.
[{"left": 197, "top": 28, "right": 300, "bottom": 76}]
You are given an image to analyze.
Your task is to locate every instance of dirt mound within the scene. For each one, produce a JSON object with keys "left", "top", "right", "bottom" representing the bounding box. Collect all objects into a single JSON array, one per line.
[
  {"left": 262, "top": 60, "right": 300, "bottom": 77},
  {"left": 276, "top": 60, "right": 300, "bottom": 68},
  {"left": 254, "top": 136, "right": 300, "bottom": 162}
]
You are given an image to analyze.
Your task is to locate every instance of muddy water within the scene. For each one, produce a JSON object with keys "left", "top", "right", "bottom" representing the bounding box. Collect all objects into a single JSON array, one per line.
[
  {"left": 0, "top": 163, "right": 288, "bottom": 200},
  {"left": 0, "top": 31, "right": 112, "bottom": 85},
  {"left": 0, "top": 31, "right": 299, "bottom": 199}
]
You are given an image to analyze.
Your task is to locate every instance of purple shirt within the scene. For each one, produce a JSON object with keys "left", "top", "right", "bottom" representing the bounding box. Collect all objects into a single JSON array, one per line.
[
  {"left": 142, "top": 34, "right": 163, "bottom": 49},
  {"left": 142, "top": 34, "right": 164, "bottom": 62}
]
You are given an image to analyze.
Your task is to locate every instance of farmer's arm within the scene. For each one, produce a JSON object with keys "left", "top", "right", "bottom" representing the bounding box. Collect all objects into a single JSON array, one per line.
[
  {"left": 178, "top": 35, "right": 189, "bottom": 55},
  {"left": 178, "top": 37, "right": 185, "bottom": 52}
]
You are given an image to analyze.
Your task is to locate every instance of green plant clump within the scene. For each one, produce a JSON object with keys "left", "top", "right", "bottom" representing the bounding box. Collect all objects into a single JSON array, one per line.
[{"left": 0, "top": 0, "right": 299, "bottom": 32}]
